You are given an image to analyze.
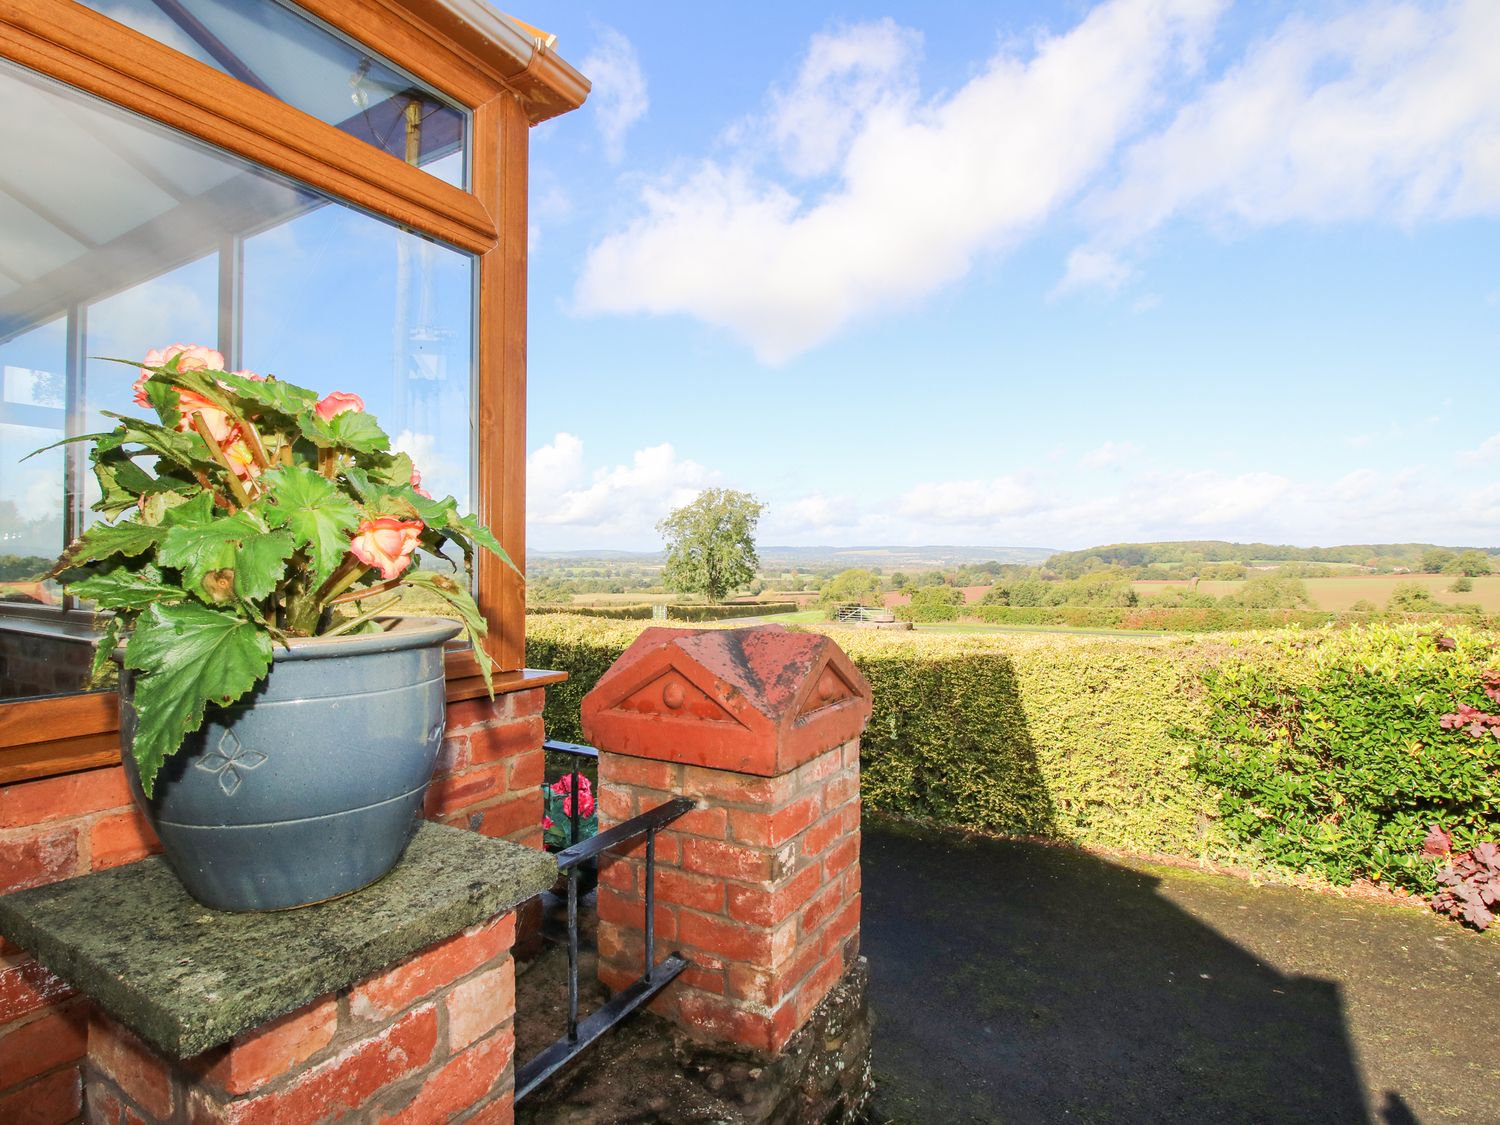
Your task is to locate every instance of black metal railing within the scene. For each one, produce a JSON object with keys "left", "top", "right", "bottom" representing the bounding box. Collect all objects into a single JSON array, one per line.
[{"left": 516, "top": 741, "right": 694, "bottom": 1103}]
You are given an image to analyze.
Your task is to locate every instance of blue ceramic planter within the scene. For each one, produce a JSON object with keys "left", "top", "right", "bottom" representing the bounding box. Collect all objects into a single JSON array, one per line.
[{"left": 120, "top": 617, "right": 463, "bottom": 912}]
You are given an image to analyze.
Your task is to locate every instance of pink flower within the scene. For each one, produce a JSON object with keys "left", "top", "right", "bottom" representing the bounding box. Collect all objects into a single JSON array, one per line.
[
  {"left": 542, "top": 815, "right": 555, "bottom": 829},
  {"left": 349, "top": 517, "right": 423, "bottom": 580},
  {"left": 131, "top": 345, "right": 236, "bottom": 441},
  {"left": 175, "top": 391, "right": 236, "bottom": 443},
  {"left": 221, "top": 433, "right": 262, "bottom": 481},
  {"left": 410, "top": 467, "right": 433, "bottom": 499},
  {"left": 315, "top": 391, "right": 364, "bottom": 421},
  {"left": 138, "top": 343, "right": 224, "bottom": 381},
  {"left": 550, "top": 774, "right": 595, "bottom": 818}
]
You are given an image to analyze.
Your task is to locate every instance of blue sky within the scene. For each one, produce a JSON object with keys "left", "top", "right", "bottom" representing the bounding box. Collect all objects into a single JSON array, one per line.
[{"left": 520, "top": 0, "right": 1499, "bottom": 552}]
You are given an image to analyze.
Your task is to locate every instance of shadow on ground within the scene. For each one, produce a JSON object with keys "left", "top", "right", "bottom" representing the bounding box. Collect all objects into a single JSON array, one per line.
[{"left": 863, "top": 822, "right": 1373, "bottom": 1125}]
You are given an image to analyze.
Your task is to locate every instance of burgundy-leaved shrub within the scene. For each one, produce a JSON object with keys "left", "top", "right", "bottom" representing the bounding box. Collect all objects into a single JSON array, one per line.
[{"left": 1422, "top": 826, "right": 1500, "bottom": 931}]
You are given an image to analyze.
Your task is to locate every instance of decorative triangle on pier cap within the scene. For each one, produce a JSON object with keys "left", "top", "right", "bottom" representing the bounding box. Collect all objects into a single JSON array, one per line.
[
  {"left": 794, "top": 660, "right": 859, "bottom": 723},
  {"left": 616, "top": 669, "right": 740, "bottom": 725},
  {"left": 581, "top": 625, "right": 873, "bottom": 777}
]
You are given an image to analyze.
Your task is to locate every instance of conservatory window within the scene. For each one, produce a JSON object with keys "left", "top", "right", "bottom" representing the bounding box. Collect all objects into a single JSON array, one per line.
[{"left": 0, "top": 58, "right": 475, "bottom": 701}]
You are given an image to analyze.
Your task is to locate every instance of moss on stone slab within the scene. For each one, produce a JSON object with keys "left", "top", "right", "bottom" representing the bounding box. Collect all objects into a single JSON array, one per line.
[{"left": 0, "top": 822, "right": 555, "bottom": 1058}]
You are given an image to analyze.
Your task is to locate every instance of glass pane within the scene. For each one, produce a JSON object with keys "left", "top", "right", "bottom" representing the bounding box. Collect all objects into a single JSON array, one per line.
[
  {"left": 80, "top": 0, "right": 467, "bottom": 187},
  {"left": 0, "top": 59, "right": 476, "bottom": 697},
  {"left": 0, "top": 319, "right": 66, "bottom": 595},
  {"left": 243, "top": 214, "right": 474, "bottom": 514},
  {"left": 82, "top": 257, "right": 220, "bottom": 527},
  {"left": 244, "top": 206, "right": 476, "bottom": 606}
]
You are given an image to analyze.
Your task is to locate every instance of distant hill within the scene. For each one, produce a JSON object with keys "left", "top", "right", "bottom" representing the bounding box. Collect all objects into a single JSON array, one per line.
[
  {"left": 530, "top": 545, "right": 1057, "bottom": 569},
  {"left": 759, "top": 545, "right": 1057, "bottom": 569},
  {"left": 1045, "top": 540, "right": 1498, "bottom": 574}
]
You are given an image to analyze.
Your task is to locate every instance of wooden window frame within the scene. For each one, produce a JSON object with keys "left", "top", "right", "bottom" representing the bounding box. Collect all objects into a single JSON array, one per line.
[{"left": 0, "top": 0, "right": 581, "bottom": 783}]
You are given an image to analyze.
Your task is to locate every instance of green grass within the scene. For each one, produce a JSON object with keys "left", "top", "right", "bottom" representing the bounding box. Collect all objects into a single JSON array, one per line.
[
  {"left": 1134, "top": 573, "right": 1500, "bottom": 612},
  {"left": 749, "top": 608, "right": 827, "bottom": 624},
  {"left": 915, "top": 622, "right": 1170, "bottom": 637}
]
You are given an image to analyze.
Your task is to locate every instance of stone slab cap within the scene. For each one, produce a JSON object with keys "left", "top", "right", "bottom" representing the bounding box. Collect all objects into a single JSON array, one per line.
[
  {"left": 0, "top": 822, "right": 555, "bottom": 1058},
  {"left": 581, "top": 625, "right": 872, "bottom": 777}
]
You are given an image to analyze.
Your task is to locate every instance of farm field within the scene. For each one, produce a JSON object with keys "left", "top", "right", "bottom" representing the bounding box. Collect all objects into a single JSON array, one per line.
[{"left": 1133, "top": 573, "right": 1500, "bottom": 612}]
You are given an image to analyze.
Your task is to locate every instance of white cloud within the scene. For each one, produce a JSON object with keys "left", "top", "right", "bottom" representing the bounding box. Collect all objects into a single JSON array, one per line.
[
  {"left": 1087, "top": 0, "right": 1500, "bottom": 243},
  {"left": 577, "top": 0, "right": 1224, "bottom": 362},
  {"left": 768, "top": 20, "right": 921, "bottom": 178},
  {"left": 1457, "top": 432, "right": 1500, "bottom": 466},
  {"left": 526, "top": 433, "right": 715, "bottom": 543},
  {"left": 393, "top": 429, "right": 464, "bottom": 502},
  {"left": 1081, "top": 440, "right": 1141, "bottom": 470},
  {"left": 1054, "top": 248, "right": 1136, "bottom": 296},
  {"left": 579, "top": 28, "right": 649, "bottom": 164}
]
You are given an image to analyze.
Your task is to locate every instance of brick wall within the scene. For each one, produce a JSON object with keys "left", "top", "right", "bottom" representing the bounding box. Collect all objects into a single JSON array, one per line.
[
  {"left": 595, "top": 737, "right": 862, "bottom": 1054},
  {"left": 423, "top": 691, "right": 546, "bottom": 851},
  {"left": 83, "top": 912, "right": 517, "bottom": 1124},
  {"left": 0, "top": 686, "right": 546, "bottom": 1123}
]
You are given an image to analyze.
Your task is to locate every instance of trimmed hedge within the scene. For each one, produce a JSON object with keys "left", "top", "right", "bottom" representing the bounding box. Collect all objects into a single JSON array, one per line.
[
  {"left": 526, "top": 615, "right": 1241, "bottom": 858},
  {"left": 527, "top": 602, "right": 796, "bottom": 622},
  {"left": 668, "top": 602, "right": 797, "bottom": 621},
  {"left": 893, "top": 602, "right": 960, "bottom": 623},
  {"left": 528, "top": 603, "right": 656, "bottom": 619},
  {"left": 527, "top": 615, "right": 1500, "bottom": 889}
]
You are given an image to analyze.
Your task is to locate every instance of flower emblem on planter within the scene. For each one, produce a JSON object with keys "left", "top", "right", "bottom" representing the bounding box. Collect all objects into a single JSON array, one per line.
[{"left": 194, "top": 730, "right": 268, "bottom": 796}]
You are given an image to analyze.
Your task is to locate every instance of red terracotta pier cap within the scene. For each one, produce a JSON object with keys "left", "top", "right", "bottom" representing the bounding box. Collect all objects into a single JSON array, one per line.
[{"left": 581, "top": 625, "right": 872, "bottom": 776}]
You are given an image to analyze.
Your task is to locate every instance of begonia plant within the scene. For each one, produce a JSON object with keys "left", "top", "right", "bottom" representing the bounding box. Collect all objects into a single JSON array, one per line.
[
  {"left": 542, "top": 772, "right": 597, "bottom": 850},
  {"left": 37, "top": 344, "right": 514, "bottom": 796}
]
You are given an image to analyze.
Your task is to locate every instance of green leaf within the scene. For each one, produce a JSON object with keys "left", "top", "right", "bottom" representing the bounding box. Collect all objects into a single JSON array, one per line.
[
  {"left": 138, "top": 490, "right": 193, "bottom": 526},
  {"left": 370, "top": 451, "right": 415, "bottom": 488},
  {"left": 328, "top": 409, "right": 389, "bottom": 453},
  {"left": 160, "top": 491, "right": 217, "bottom": 528},
  {"left": 97, "top": 413, "right": 215, "bottom": 471},
  {"left": 143, "top": 376, "right": 186, "bottom": 430},
  {"left": 444, "top": 511, "right": 517, "bottom": 575},
  {"left": 123, "top": 602, "right": 273, "bottom": 796},
  {"left": 159, "top": 510, "right": 267, "bottom": 604},
  {"left": 215, "top": 371, "right": 317, "bottom": 417},
  {"left": 234, "top": 530, "right": 296, "bottom": 603},
  {"left": 296, "top": 409, "right": 389, "bottom": 454},
  {"left": 399, "top": 570, "right": 495, "bottom": 695},
  {"left": 90, "top": 448, "right": 185, "bottom": 516},
  {"left": 67, "top": 566, "right": 184, "bottom": 610},
  {"left": 255, "top": 465, "right": 360, "bottom": 584},
  {"left": 340, "top": 467, "right": 456, "bottom": 528},
  {"left": 90, "top": 615, "right": 126, "bottom": 685},
  {"left": 54, "top": 519, "right": 167, "bottom": 574}
]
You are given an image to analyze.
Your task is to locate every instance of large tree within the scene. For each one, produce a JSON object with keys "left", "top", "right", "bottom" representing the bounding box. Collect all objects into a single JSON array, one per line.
[{"left": 656, "top": 489, "right": 765, "bottom": 603}]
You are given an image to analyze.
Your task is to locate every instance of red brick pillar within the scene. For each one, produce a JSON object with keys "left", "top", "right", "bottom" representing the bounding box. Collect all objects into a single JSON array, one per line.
[{"left": 582, "top": 626, "right": 871, "bottom": 1054}]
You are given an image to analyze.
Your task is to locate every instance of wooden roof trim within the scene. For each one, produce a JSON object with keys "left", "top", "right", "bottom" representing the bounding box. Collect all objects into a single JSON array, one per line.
[
  {"left": 393, "top": 0, "right": 590, "bottom": 123},
  {"left": 0, "top": 1, "right": 500, "bottom": 255}
]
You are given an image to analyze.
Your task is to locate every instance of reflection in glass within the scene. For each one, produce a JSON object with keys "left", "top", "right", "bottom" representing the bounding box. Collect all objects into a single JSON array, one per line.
[
  {"left": 79, "top": 0, "right": 467, "bottom": 187},
  {"left": 0, "top": 58, "right": 475, "bottom": 700},
  {"left": 0, "top": 319, "right": 66, "bottom": 583},
  {"left": 244, "top": 212, "right": 473, "bottom": 513}
]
